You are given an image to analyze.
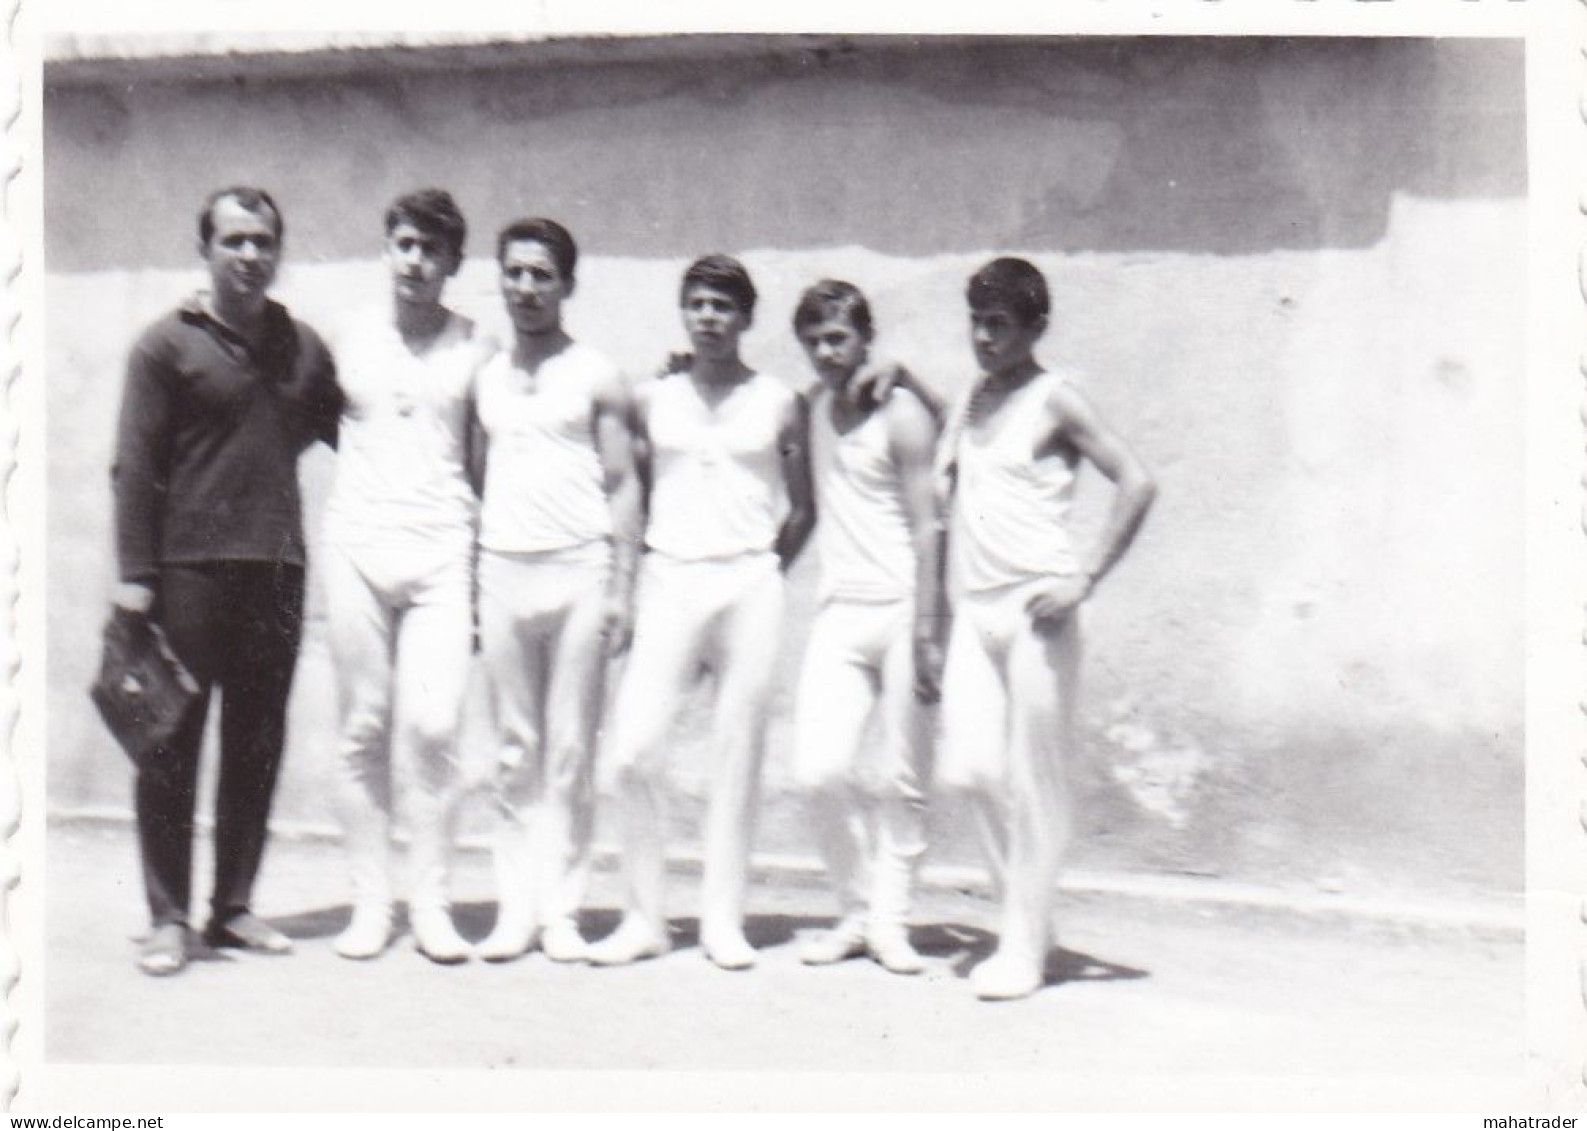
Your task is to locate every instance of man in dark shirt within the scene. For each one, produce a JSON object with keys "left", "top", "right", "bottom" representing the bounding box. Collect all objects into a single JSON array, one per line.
[{"left": 111, "top": 186, "right": 341, "bottom": 976}]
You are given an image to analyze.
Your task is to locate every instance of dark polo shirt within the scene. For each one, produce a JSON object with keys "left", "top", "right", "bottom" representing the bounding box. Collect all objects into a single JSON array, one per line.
[{"left": 112, "top": 294, "right": 342, "bottom": 583}]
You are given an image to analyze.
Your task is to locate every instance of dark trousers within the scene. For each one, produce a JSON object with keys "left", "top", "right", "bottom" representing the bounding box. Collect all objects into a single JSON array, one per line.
[{"left": 136, "top": 561, "right": 305, "bottom": 927}]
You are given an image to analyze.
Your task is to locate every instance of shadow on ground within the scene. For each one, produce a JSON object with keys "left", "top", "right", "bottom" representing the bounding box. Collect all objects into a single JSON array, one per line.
[
  {"left": 268, "top": 901, "right": 1151, "bottom": 992},
  {"left": 48, "top": 824, "right": 1524, "bottom": 1079}
]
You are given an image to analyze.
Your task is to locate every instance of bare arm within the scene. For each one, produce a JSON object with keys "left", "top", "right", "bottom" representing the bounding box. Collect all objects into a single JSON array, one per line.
[
  {"left": 465, "top": 412, "right": 488, "bottom": 500},
  {"left": 1050, "top": 382, "right": 1156, "bottom": 588},
  {"left": 932, "top": 380, "right": 978, "bottom": 507},
  {"left": 460, "top": 343, "right": 497, "bottom": 653},
  {"left": 775, "top": 390, "right": 817, "bottom": 572},
  {"left": 629, "top": 381, "right": 655, "bottom": 520},
  {"left": 595, "top": 370, "right": 643, "bottom": 652},
  {"left": 463, "top": 339, "right": 499, "bottom": 498},
  {"left": 1022, "top": 382, "right": 1155, "bottom": 627},
  {"left": 885, "top": 389, "right": 949, "bottom": 702}
]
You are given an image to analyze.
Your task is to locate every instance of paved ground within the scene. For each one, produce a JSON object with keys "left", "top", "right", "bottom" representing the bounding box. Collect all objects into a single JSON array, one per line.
[{"left": 44, "top": 820, "right": 1523, "bottom": 1084}]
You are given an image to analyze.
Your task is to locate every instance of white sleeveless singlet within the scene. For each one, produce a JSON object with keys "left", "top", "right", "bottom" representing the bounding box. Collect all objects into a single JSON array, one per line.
[
  {"left": 810, "top": 388, "right": 914, "bottom": 604},
  {"left": 476, "top": 341, "right": 617, "bottom": 555},
  {"left": 324, "top": 310, "right": 480, "bottom": 552},
  {"left": 642, "top": 371, "right": 792, "bottom": 562},
  {"left": 950, "top": 370, "right": 1081, "bottom": 593}
]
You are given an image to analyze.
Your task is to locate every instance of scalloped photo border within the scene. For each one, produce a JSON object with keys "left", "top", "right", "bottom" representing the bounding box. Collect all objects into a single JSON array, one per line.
[{"left": 0, "top": 0, "right": 1579, "bottom": 1116}]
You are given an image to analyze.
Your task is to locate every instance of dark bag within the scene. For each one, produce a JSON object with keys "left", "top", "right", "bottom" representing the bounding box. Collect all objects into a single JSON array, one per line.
[{"left": 89, "top": 608, "right": 201, "bottom": 768}]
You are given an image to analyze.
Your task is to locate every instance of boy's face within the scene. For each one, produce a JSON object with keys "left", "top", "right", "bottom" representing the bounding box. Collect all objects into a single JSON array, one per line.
[
  {"left": 384, "top": 221, "right": 460, "bottom": 308},
  {"left": 682, "top": 283, "right": 751, "bottom": 361},
  {"left": 970, "top": 302, "right": 1045, "bottom": 377},
  {"left": 797, "top": 315, "right": 870, "bottom": 390},
  {"left": 500, "top": 238, "right": 572, "bottom": 337}
]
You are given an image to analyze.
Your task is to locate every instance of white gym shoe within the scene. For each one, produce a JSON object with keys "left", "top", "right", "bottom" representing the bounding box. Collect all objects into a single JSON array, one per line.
[
  {"left": 334, "top": 904, "right": 393, "bottom": 961},
  {"left": 411, "top": 907, "right": 472, "bottom": 965},
  {"left": 798, "top": 916, "right": 868, "bottom": 966},
  {"left": 540, "top": 921, "right": 589, "bottom": 963},
  {"left": 702, "top": 930, "right": 757, "bottom": 971},
  {"left": 586, "top": 915, "right": 670, "bottom": 967},
  {"left": 970, "top": 952, "right": 1043, "bottom": 1001},
  {"left": 477, "top": 916, "right": 536, "bottom": 963},
  {"left": 867, "top": 927, "right": 927, "bottom": 975}
]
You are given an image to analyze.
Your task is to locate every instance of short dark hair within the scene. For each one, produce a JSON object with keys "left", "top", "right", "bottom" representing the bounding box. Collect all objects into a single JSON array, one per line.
[
  {"left": 681, "top": 254, "right": 757, "bottom": 317},
  {"left": 385, "top": 188, "right": 467, "bottom": 260},
  {"left": 496, "top": 217, "right": 578, "bottom": 282},
  {"left": 198, "top": 186, "right": 283, "bottom": 246},
  {"left": 792, "top": 279, "right": 873, "bottom": 340},
  {"left": 967, "top": 257, "right": 1050, "bottom": 324}
]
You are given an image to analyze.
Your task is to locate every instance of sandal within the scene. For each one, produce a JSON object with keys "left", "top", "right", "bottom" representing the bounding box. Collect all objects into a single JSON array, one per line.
[{"left": 138, "top": 922, "right": 188, "bottom": 977}]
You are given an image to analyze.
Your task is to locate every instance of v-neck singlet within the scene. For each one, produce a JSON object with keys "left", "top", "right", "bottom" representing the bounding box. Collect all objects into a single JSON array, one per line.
[
  {"left": 950, "top": 370, "right": 1080, "bottom": 594},
  {"left": 642, "top": 371, "right": 793, "bottom": 562},
  {"left": 810, "top": 388, "right": 913, "bottom": 603},
  {"left": 476, "top": 341, "right": 617, "bottom": 555},
  {"left": 325, "top": 310, "right": 481, "bottom": 552}
]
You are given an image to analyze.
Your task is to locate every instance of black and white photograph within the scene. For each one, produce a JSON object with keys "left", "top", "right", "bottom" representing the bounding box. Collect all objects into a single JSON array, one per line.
[{"left": 1, "top": 0, "right": 1580, "bottom": 1115}]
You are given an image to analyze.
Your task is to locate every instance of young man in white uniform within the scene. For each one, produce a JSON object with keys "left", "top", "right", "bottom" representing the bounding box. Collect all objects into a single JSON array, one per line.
[
  {"left": 472, "top": 218, "right": 641, "bottom": 963},
  {"left": 937, "top": 257, "right": 1156, "bottom": 1000},
  {"left": 324, "top": 189, "right": 491, "bottom": 963},
  {"left": 588, "top": 255, "right": 816, "bottom": 971},
  {"left": 788, "top": 281, "right": 946, "bottom": 976}
]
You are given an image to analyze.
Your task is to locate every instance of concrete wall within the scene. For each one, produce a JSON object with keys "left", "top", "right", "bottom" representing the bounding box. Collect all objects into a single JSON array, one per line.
[{"left": 41, "top": 36, "right": 1526, "bottom": 898}]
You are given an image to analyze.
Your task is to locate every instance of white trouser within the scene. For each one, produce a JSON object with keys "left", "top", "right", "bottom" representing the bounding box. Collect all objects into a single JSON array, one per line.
[
  {"left": 605, "top": 551, "right": 785, "bottom": 943},
  {"left": 479, "top": 546, "right": 609, "bottom": 933},
  {"left": 323, "top": 537, "right": 474, "bottom": 915},
  {"left": 792, "top": 598, "right": 930, "bottom": 932},
  {"left": 938, "top": 579, "right": 1082, "bottom": 970}
]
